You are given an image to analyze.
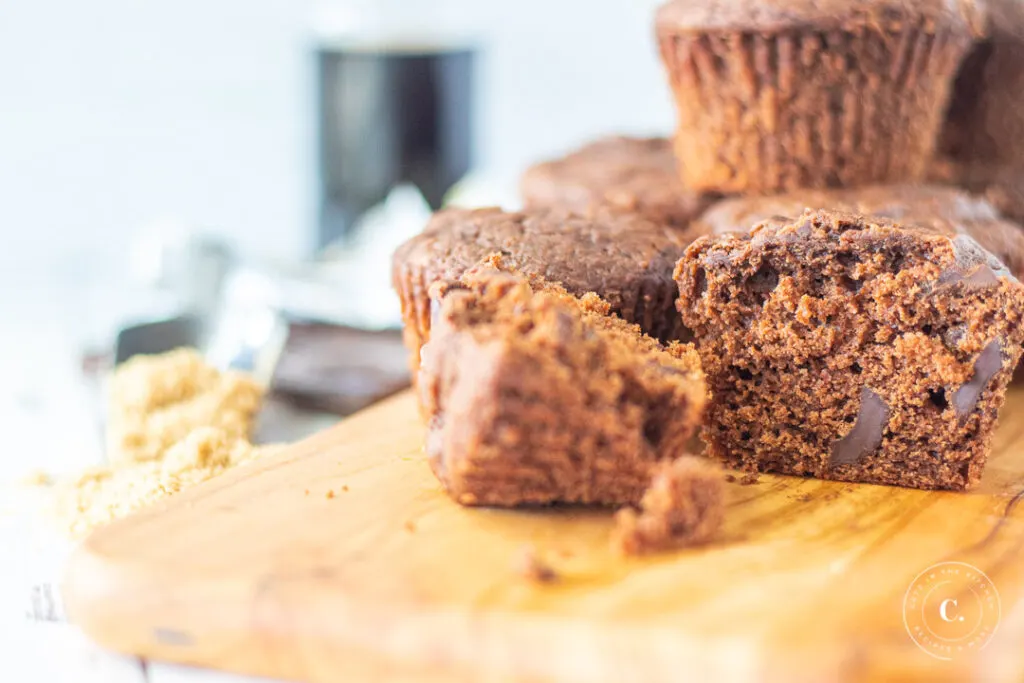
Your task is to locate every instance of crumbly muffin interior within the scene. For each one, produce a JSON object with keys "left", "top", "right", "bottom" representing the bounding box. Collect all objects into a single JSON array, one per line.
[
  {"left": 676, "top": 210, "right": 1024, "bottom": 490},
  {"left": 420, "top": 260, "right": 705, "bottom": 506}
]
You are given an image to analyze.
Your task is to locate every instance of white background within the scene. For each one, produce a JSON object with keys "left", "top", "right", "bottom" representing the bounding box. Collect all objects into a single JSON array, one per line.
[{"left": 0, "top": 0, "right": 674, "bottom": 274}]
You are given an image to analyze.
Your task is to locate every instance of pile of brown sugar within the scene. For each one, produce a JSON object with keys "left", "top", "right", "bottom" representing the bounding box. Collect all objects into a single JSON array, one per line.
[{"left": 53, "top": 349, "right": 276, "bottom": 538}]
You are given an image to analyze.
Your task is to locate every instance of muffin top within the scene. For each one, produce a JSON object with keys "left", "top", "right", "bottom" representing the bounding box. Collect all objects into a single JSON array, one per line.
[
  {"left": 520, "top": 136, "right": 715, "bottom": 232},
  {"left": 694, "top": 184, "right": 1024, "bottom": 278},
  {"left": 978, "top": 169, "right": 1024, "bottom": 225},
  {"left": 930, "top": 160, "right": 1024, "bottom": 224},
  {"left": 655, "top": 0, "right": 986, "bottom": 35},
  {"left": 394, "top": 207, "right": 688, "bottom": 299},
  {"left": 683, "top": 209, "right": 1018, "bottom": 321}
]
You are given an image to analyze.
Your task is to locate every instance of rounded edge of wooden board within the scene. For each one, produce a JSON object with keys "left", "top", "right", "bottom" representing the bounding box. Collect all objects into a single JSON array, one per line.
[{"left": 59, "top": 390, "right": 1024, "bottom": 683}]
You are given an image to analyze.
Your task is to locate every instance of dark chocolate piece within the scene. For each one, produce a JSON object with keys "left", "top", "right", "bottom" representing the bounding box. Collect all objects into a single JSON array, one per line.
[
  {"left": 937, "top": 235, "right": 1015, "bottom": 290},
  {"left": 953, "top": 340, "right": 1005, "bottom": 419},
  {"left": 937, "top": 264, "right": 1003, "bottom": 290},
  {"left": 830, "top": 388, "right": 890, "bottom": 467}
]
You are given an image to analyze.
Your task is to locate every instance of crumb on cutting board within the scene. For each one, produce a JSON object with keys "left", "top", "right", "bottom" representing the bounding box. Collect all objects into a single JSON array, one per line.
[
  {"left": 611, "top": 456, "right": 725, "bottom": 556},
  {"left": 52, "top": 348, "right": 280, "bottom": 539},
  {"left": 514, "top": 545, "right": 558, "bottom": 583},
  {"left": 20, "top": 470, "right": 53, "bottom": 487}
]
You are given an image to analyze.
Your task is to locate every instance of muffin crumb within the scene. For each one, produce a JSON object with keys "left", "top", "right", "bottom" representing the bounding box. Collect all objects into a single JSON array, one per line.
[
  {"left": 612, "top": 456, "right": 725, "bottom": 556},
  {"left": 514, "top": 546, "right": 558, "bottom": 583}
]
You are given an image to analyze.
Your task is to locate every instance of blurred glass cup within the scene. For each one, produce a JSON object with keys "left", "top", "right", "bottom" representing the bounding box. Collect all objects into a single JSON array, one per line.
[{"left": 312, "top": 0, "right": 478, "bottom": 249}]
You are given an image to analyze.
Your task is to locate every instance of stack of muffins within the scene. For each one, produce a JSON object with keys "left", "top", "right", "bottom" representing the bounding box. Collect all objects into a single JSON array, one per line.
[{"left": 392, "top": 0, "right": 1024, "bottom": 543}]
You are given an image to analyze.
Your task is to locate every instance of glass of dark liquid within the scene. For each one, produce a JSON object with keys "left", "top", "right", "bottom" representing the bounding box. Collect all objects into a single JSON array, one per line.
[{"left": 316, "top": 40, "right": 476, "bottom": 248}]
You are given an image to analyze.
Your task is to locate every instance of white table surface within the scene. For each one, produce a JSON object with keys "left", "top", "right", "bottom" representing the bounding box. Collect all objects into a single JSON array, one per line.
[{"left": 0, "top": 274, "right": 322, "bottom": 682}]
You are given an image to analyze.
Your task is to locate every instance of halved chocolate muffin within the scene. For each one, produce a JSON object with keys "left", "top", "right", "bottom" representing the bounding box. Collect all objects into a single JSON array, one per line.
[{"left": 676, "top": 209, "right": 1024, "bottom": 491}]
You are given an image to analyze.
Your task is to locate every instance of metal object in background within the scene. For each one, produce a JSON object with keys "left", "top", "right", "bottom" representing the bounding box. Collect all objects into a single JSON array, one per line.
[
  {"left": 114, "top": 314, "right": 203, "bottom": 365},
  {"left": 116, "top": 227, "right": 237, "bottom": 366},
  {"left": 204, "top": 266, "right": 290, "bottom": 387},
  {"left": 110, "top": 226, "right": 410, "bottom": 420}
]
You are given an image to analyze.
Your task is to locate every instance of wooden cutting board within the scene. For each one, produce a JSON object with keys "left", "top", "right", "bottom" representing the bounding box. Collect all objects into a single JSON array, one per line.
[{"left": 63, "top": 388, "right": 1024, "bottom": 683}]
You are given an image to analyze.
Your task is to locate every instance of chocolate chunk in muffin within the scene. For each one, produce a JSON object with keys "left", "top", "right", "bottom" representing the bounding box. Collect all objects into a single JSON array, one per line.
[
  {"left": 392, "top": 207, "right": 689, "bottom": 377},
  {"left": 676, "top": 209, "right": 1024, "bottom": 491},
  {"left": 656, "top": 0, "right": 984, "bottom": 193},
  {"left": 693, "top": 184, "right": 1024, "bottom": 279},
  {"left": 520, "top": 136, "right": 717, "bottom": 233},
  {"left": 419, "top": 257, "right": 706, "bottom": 507}
]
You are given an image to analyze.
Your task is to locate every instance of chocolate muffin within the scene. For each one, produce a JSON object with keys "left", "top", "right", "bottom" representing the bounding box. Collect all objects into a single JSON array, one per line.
[
  {"left": 656, "top": 0, "right": 985, "bottom": 194},
  {"left": 520, "top": 136, "right": 716, "bottom": 233},
  {"left": 420, "top": 258, "right": 707, "bottom": 507},
  {"left": 676, "top": 209, "right": 1024, "bottom": 491},
  {"left": 931, "top": 160, "right": 1024, "bottom": 226},
  {"left": 392, "top": 208, "right": 689, "bottom": 376},
  {"left": 940, "top": 0, "right": 1024, "bottom": 166},
  {"left": 977, "top": 168, "right": 1024, "bottom": 227},
  {"left": 693, "top": 184, "right": 1024, "bottom": 279}
]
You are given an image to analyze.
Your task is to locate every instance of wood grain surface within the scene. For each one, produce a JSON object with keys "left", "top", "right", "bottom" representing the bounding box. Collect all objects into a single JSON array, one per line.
[{"left": 63, "top": 388, "right": 1024, "bottom": 683}]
